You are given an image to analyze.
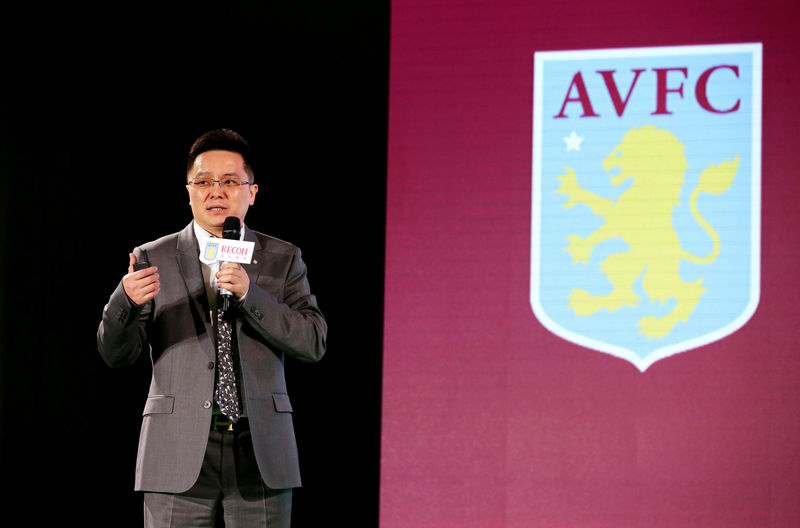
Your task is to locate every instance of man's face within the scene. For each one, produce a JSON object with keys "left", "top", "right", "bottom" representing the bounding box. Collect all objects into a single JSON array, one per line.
[{"left": 186, "top": 150, "right": 258, "bottom": 236}]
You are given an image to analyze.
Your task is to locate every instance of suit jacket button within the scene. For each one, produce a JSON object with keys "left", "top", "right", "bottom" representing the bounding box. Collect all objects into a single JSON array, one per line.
[
  {"left": 203, "top": 400, "right": 212, "bottom": 409},
  {"left": 207, "top": 362, "right": 214, "bottom": 370}
]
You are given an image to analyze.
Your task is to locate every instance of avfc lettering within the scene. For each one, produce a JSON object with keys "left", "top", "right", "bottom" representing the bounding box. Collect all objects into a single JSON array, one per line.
[{"left": 554, "top": 65, "right": 741, "bottom": 118}]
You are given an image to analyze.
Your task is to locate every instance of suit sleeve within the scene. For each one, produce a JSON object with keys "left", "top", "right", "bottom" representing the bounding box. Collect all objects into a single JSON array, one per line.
[
  {"left": 239, "top": 247, "right": 327, "bottom": 363},
  {"left": 96, "top": 248, "right": 152, "bottom": 368}
]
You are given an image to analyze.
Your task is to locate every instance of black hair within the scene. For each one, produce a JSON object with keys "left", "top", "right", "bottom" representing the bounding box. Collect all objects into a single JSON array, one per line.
[{"left": 186, "top": 128, "right": 255, "bottom": 181}]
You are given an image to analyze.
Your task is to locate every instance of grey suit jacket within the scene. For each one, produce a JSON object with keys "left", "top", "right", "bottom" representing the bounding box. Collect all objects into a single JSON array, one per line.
[{"left": 97, "top": 222, "right": 327, "bottom": 492}]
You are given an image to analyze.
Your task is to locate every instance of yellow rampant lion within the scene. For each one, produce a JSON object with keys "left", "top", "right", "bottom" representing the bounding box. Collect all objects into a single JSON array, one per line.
[{"left": 556, "top": 125, "right": 738, "bottom": 339}]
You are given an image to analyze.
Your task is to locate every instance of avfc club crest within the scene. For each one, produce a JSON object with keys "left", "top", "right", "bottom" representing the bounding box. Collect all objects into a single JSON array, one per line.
[
  {"left": 531, "top": 44, "right": 762, "bottom": 371},
  {"left": 204, "top": 241, "right": 219, "bottom": 262}
]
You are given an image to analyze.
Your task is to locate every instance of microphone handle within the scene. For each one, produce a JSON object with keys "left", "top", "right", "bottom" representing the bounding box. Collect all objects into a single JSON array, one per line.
[{"left": 218, "top": 259, "right": 234, "bottom": 311}]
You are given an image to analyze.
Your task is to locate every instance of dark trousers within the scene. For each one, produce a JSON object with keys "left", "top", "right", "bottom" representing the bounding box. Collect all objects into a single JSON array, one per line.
[{"left": 143, "top": 425, "right": 292, "bottom": 528}]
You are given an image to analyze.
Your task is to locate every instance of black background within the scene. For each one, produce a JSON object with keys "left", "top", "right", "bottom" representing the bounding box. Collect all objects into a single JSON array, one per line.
[{"left": 0, "top": 2, "right": 388, "bottom": 526}]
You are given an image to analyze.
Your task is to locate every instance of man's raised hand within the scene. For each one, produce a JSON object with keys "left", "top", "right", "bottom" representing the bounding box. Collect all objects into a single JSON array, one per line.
[{"left": 122, "top": 253, "right": 160, "bottom": 306}]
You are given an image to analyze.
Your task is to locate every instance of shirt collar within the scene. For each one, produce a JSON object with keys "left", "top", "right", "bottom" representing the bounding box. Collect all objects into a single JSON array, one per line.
[{"left": 192, "top": 220, "right": 246, "bottom": 246}]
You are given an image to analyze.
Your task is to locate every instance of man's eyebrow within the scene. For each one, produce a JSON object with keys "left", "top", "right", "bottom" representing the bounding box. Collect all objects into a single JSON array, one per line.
[{"left": 192, "top": 170, "right": 243, "bottom": 177}]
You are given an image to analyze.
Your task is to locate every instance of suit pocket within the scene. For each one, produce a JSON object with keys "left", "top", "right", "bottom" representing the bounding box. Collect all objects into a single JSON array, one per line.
[
  {"left": 272, "top": 392, "right": 293, "bottom": 413},
  {"left": 142, "top": 394, "right": 175, "bottom": 415}
]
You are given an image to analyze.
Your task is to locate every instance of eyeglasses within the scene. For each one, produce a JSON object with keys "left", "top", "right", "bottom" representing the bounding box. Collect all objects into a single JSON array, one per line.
[{"left": 187, "top": 177, "right": 253, "bottom": 191}]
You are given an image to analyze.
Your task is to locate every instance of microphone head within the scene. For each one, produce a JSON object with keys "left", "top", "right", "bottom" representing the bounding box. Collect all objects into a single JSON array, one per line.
[{"left": 222, "top": 216, "right": 241, "bottom": 240}]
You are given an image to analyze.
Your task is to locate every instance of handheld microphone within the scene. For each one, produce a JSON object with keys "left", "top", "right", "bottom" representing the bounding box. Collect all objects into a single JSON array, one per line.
[{"left": 219, "top": 216, "right": 242, "bottom": 310}]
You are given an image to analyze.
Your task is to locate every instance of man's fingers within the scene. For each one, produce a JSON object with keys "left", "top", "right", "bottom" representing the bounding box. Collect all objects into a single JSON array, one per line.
[
  {"left": 219, "top": 262, "right": 241, "bottom": 272},
  {"left": 218, "top": 262, "right": 243, "bottom": 276},
  {"left": 216, "top": 263, "right": 249, "bottom": 298},
  {"left": 129, "top": 266, "right": 159, "bottom": 280},
  {"left": 140, "top": 281, "right": 161, "bottom": 298},
  {"left": 123, "top": 264, "right": 161, "bottom": 305},
  {"left": 129, "top": 252, "right": 161, "bottom": 278},
  {"left": 136, "top": 273, "right": 160, "bottom": 286}
]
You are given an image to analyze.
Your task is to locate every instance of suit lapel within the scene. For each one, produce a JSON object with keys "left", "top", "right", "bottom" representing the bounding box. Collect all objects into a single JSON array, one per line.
[
  {"left": 176, "top": 223, "right": 214, "bottom": 348},
  {"left": 238, "top": 226, "right": 264, "bottom": 334}
]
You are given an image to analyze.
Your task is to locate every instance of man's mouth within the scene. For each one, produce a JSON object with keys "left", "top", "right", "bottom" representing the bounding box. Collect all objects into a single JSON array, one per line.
[{"left": 207, "top": 205, "right": 227, "bottom": 213}]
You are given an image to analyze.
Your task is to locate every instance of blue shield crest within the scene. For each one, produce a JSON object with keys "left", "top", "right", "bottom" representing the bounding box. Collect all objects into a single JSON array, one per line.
[
  {"left": 204, "top": 241, "right": 219, "bottom": 262},
  {"left": 531, "top": 44, "right": 762, "bottom": 371}
]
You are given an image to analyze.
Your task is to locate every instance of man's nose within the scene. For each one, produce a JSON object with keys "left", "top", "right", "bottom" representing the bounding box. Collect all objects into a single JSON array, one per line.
[{"left": 209, "top": 182, "right": 226, "bottom": 196}]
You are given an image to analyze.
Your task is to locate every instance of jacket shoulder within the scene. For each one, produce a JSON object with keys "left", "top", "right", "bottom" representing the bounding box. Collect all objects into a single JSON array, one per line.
[
  {"left": 135, "top": 229, "right": 185, "bottom": 258},
  {"left": 252, "top": 230, "right": 301, "bottom": 256}
]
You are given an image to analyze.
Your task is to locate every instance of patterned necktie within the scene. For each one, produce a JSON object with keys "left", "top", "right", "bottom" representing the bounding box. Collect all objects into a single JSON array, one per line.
[{"left": 215, "top": 293, "right": 241, "bottom": 422}]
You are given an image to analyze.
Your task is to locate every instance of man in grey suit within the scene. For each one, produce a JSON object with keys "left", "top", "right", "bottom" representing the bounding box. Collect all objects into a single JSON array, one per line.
[{"left": 97, "top": 129, "right": 327, "bottom": 527}]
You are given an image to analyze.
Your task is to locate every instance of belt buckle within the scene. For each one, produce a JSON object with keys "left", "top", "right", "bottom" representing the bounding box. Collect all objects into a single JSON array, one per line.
[{"left": 212, "top": 413, "right": 234, "bottom": 432}]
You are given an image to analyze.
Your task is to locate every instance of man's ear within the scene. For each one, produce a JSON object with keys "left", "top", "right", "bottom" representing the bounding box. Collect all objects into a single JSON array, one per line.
[{"left": 249, "top": 183, "right": 259, "bottom": 205}]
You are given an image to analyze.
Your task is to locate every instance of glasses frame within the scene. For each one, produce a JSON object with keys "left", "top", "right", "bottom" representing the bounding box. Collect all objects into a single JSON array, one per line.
[{"left": 186, "top": 177, "right": 254, "bottom": 191}]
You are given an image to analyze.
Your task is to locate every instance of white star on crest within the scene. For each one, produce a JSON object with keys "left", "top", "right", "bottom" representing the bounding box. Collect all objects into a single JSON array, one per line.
[{"left": 564, "top": 131, "right": 584, "bottom": 151}]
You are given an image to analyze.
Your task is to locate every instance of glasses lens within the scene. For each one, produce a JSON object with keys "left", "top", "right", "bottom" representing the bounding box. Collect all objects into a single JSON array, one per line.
[
  {"left": 222, "top": 178, "right": 248, "bottom": 189},
  {"left": 190, "top": 178, "right": 214, "bottom": 189}
]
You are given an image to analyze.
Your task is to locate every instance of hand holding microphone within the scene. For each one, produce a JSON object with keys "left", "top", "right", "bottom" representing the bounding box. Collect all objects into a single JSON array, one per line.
[{"left": 216, "top": 216, "right": 250, "bottom": 307}]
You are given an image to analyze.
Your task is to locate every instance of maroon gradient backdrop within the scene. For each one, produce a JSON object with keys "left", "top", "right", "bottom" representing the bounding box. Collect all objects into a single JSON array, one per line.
[{"left": 381, "top": 1, "right": 800, "bottom": 527}]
